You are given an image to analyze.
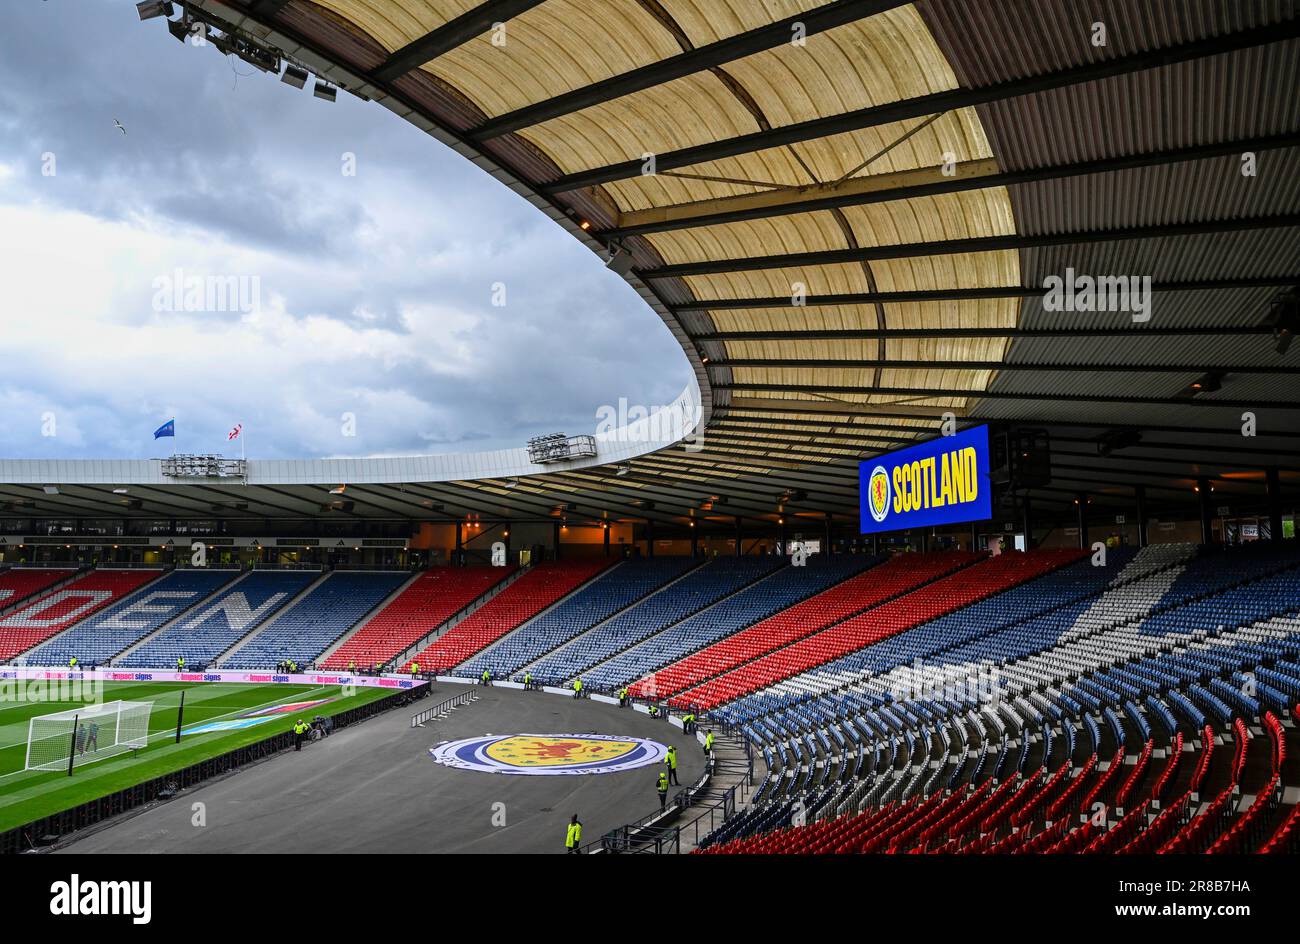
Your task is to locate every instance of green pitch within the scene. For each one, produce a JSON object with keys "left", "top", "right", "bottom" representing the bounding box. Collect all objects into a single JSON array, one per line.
[{"left": 0, "top": 680, "right": 394, "bottom": 832}]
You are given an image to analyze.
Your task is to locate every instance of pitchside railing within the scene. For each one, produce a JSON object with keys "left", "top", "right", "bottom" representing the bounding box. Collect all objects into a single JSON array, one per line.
[{"left": 410, "top": 690, "right": 477, "bottom": 727}]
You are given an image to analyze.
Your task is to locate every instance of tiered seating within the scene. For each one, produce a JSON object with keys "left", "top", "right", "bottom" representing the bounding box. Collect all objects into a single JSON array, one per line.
[
  {"left": 584, "top": 555, "right": 879, "bottom": 690},
  {"left": 23, "top": 568, "right": 239, "bottom": 666},
  {"left": 322, "top": 566, "right": 512, "bottom": 670},
  {"left": 646, "top": 550, "right": 1102, "bottom": 703},
  {"left": 408, "top": 560, "right": 612, "bottom": 673},
  {"left": 118, "top": 570, "right": 320, "bottom": 668},
  {"left": 693, "top": 542, "right": 1300, "bottom": 856},
  {"left": 526, "top": 556, "right": 785, "bottom": 685},
  {"left": 0, "top": 568, "right": 76, "bottom": 612},
  {"left": 677, "top": 550, "right": 1079, "bottom": 711},
  {"left": 0, "top": 569, "right": 161, "bottom": 661},
  {"left": 455, "top": 558, "right": 693, "bottom": 678},
  {"left": 224, "top": 571, "right": 411, "bottom": 668}
]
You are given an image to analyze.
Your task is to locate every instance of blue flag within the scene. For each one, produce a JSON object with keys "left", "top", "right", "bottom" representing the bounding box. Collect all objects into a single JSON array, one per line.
[{"left": 153, "top": 418, "right": 175, "bottom": 439}]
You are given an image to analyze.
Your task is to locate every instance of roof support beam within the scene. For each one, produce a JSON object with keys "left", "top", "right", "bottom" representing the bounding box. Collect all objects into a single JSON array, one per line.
[
  {"left": 602, "top": 133, "right": 1300, "bottom": 236},
  {"left": 711, "top": 358, "right": 1300, "bottom": 375},
  {"left": 670, "top": 276, "right": 1299, "bottom": 312},
  {"left": 715, "top": 383, "right": 1300, "bottom": 411},
  {"left": 694, "top": 325, "right": 1275, "bottom": 342},
  {"left": 470, "top": 0, "right": 907, "bottom": 139},
  {"left": 718, "top": 400, "right": 1300, "bottom": 441},
  {"left": 542, "top": 21, "right": 1300, "bottom": 194},
  {"left": 639, "top": 214, "right": 1300, "bottom": 278},
  {"left": 724, "top": 396, "right": 965, "bottom": 419},
  {"left": 370, "top": 0, "right": 547, "bottom": 82}
]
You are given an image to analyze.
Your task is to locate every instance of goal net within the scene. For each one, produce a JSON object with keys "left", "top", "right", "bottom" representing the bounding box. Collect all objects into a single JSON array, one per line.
[{"left": 25, "top": 700, "right": 153, "bottom": 772}]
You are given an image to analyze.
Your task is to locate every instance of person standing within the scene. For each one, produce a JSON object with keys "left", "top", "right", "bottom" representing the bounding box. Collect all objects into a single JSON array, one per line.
[
  {"left": 411, "top": 661, "right": 420, "bottom": 679},
  {"left": 565, "top": 814, "right": 582, "bottom": 854},
  {"left": 619, "top": 686, "right": 629, "bottom": 707},
  {"left": 481, "top": 668, "right": 492, "bottom": 687},
  {"left": 87, "top": 721, "right": 100, "bottom": 753},
  {"left": 293, "top": 718, "right": 308, "bottom": 751},
  {"left": 572, "top": 678, "right": 583, "bottom": 699},
  {"left": 704, "top": 729, "right": 715, "bottom": 755},
  {"left": 176, "top": 656, "right": 185, "bottom": 671},
  {"left": 524, "top": 671, "right": 533, "bottom": 690},
  {"left": 665, "top": 745, "right": 679, "bottom": 785},
  {"left": 657, "top": 769, "right": 669, "bottom": 810}
]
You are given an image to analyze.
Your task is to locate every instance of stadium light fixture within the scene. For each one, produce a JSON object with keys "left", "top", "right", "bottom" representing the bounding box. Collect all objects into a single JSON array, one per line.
[
  {"left": 167, "top": 17, "right": 193, "bottom": 42},
  {"left": 135, "top": 0, "right": 174, "bottom": 20},
  {"left": 1096, "top": 429, "right": 1142, "bottom": 457},
  {"left": 42, "top": 485, "right": 59, "bottom": 495},
  {"left": 1186, "top": 372, "right": 1224, "bottom": 395},
  {"left": 281, "top": 64, "right": 309, "bottom": 89},
  {"left": 1264, "top": 288, "right": 1299, "bottom": 355},
  {"left": 329, "top": 485, "right": 347, "bottom": 495},
  {"left": 604, "top": 241, "right": 634, "bottom": 276},
  {"left": 313, "top": 81, "right": 337, "bottom": 102}
]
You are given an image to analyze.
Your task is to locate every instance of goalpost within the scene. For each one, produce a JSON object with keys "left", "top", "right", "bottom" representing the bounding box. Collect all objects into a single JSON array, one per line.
[{"left": 25, "top": 701, "right": 153, "bottom": 773}]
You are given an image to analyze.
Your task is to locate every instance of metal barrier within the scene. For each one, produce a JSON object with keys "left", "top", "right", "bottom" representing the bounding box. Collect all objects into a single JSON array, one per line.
[
  {"left": 601, "top": 824, "right": 680, "bottom": 854},
  {"left": 410, "top": 690, "right": 477, "bottom": 727},
  {"left": 684, "top": 777, "right": 748, "bottom": 848}
]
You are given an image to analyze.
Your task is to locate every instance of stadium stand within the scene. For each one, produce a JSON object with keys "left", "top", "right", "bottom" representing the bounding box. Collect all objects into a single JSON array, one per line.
[
  {"left": 22, "top": 568, "right": 240, "bottom": 666},
  {"left": 0, "top": 569, "right": 161, "bottom": 662},
  {"left": 322, "top": 565, "right": 514, "bottom": 670},
  {"left": 117, "top": 569, "right": 320, "bottom": 668},
  {"left": 223, "top": 570, "right": 411, "bottom": 668},
  {"left": 690, "top": 542, "right": 1300, "bottom": 855},
  {"left": 0, "top": 568, "right": 77, "bottom": 613},
  {"left": 628, "top": 553, "right": 966, "bottom": 700},
  {"left": 407, "top": 559, "right": 613, "bottom": 673},
  {"left": 676, "top": 550, "right": 1083, "bottom": 711},
  {"left": 583, "top": 554, "right": 881, "bottom": 691},
  {"left": 525, "top": 555, "right": 785, "bottom": 685}
]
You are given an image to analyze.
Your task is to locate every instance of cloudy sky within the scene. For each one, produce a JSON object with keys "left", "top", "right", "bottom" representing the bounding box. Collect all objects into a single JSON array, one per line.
[{"left": 0, "top": 0, "right": 690, "bottom": 460}]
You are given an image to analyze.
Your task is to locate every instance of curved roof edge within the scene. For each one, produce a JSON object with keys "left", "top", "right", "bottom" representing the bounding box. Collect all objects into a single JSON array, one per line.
[
  {"left": 185, "top": 0, "right": 711, "bottom": 447},
  {"left": 0, "top": 384, "right": 702, "bottom": 486}
]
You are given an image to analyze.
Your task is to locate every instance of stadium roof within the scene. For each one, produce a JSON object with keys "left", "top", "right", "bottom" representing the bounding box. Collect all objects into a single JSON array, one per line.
[{"left": 4, "top": 0, "right": 1299, "bottom": 528}]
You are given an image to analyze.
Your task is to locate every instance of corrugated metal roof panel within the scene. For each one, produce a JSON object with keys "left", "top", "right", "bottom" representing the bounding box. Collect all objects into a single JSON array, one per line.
[{"left": 1009, "top": 149, "right": 1300, "bottom": 235}]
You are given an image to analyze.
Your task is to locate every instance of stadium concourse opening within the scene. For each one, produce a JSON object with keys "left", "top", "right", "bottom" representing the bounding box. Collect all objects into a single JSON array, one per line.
[{"left": 1, "top": 0, "right": 1299, "bottom": 921}]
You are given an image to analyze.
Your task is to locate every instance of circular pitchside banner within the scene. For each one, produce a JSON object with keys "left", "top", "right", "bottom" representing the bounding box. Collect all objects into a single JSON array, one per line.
[{"left": 429, "top": 733, "right": 668, "bottom": 776}]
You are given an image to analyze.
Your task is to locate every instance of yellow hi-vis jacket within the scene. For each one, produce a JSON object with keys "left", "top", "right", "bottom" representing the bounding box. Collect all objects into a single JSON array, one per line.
[
  {"left": 657, "top": 772, "right": 669, "bottom": 793},
  {"left": 566, "top": 821, "right": 582, "bottom": 848},
  {"left": 705, "top": 732, "right": 715, "bottom": 750},
  {"left": 667, "top": 748, "right": 677, "bottom": 769},
  {"left": 574, "top": 679, "right": 582, "bottom": 692}
]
